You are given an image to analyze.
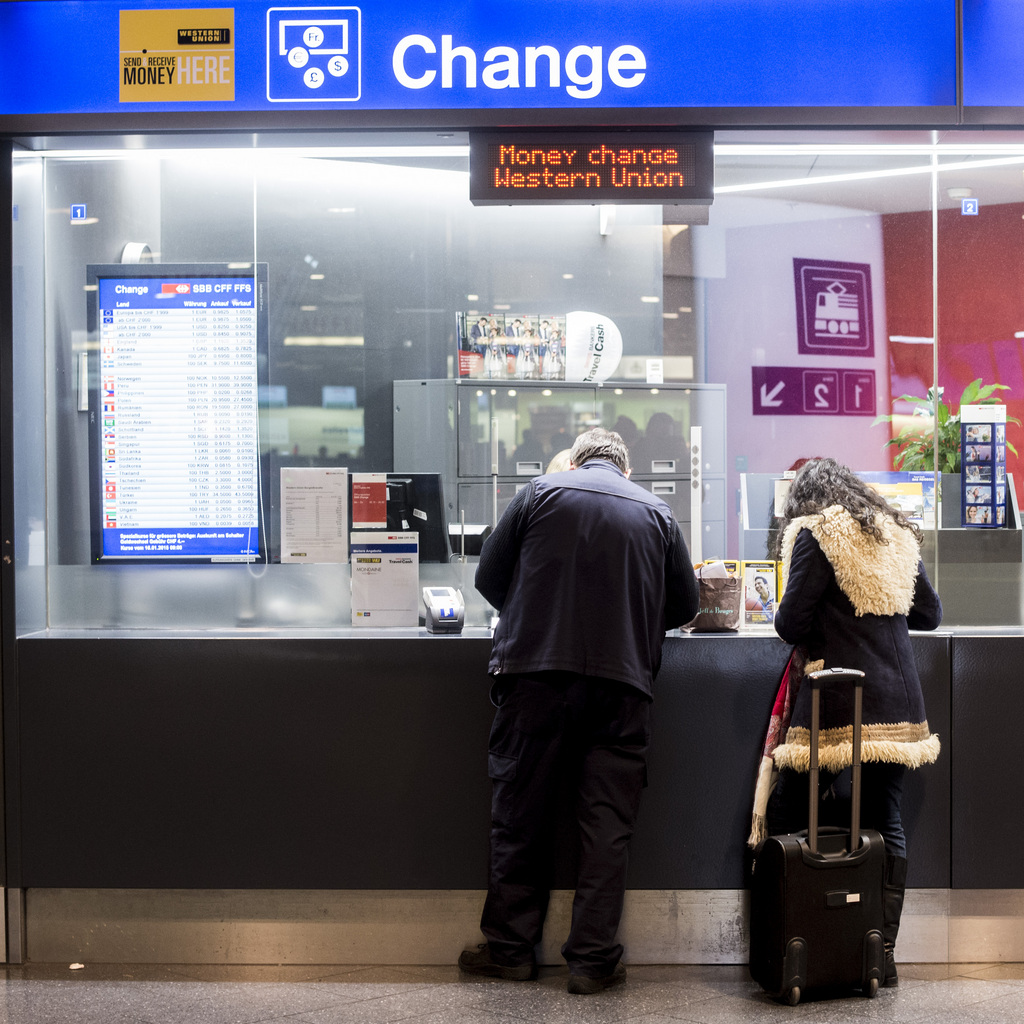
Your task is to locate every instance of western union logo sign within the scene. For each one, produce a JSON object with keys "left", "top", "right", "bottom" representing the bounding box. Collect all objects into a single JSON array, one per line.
[
  {"left": 177, "top": 27, "right": 232, "bottom": 45},
  {"left": 120, "top": 8, "right": 235, "bottom": 103}
]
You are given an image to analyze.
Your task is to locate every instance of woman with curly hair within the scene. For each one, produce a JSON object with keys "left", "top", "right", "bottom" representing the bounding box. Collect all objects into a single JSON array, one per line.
[{"left": 765, "top": 457, "right": 942, "bottom": 988}]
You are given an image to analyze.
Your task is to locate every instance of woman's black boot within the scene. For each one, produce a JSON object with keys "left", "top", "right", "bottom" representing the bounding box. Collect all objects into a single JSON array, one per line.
[{"left": 883, "top": 854, "right": 908, "bottom": 987}]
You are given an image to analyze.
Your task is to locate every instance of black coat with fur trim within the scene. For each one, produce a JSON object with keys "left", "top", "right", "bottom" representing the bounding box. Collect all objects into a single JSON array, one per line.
[{"left": 772, "top": 506, "right": 942, "bottom": 773}]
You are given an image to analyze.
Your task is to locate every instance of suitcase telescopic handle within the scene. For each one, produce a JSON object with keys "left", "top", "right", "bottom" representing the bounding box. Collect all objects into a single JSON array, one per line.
[
  {"left": 805, "top": 668, "right": 866, "bottom": 856},
  {"left": 807, "top": 667, "right": 866, "bottom": 688}
]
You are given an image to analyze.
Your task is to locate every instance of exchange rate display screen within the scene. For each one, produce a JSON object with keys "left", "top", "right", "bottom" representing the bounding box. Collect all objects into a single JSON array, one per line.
[{"left": 88, "top": 263, "right": 268, "bottom": 562}]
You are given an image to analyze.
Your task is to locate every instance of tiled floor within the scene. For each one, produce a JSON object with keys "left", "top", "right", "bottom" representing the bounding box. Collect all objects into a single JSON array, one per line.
[{"left": 1, "top": 962, "right": 1023, "bottom": 1024}]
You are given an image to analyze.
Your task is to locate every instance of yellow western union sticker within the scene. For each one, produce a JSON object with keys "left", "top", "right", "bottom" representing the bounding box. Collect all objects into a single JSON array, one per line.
[{"left": 120, "top": 8, "right": 235, "bottom": 103}]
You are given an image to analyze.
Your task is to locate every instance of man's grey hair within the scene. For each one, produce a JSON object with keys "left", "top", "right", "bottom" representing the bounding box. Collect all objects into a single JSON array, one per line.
[{"left": 569, "top": 427, "right": 631, "bottom": 473}]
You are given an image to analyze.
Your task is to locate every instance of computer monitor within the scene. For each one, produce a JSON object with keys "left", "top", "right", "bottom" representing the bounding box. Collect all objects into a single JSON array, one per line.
[
  {"left": 447, "top": 523, "right": 491, "bottom": 557},
  {"left": 381, "top": 473, "right": 451, "bottom": 564}
]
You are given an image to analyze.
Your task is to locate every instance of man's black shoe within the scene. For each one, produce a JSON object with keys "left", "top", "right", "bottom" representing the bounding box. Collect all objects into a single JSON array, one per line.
[
  {"left": 458, "top": 944, "right": 537, "bottom": 981},
  {"left": 567, "top": 962, "right": 627, "bottom": 995}
]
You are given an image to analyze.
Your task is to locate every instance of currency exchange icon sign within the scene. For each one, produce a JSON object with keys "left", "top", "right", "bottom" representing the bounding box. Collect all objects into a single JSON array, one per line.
[{"left": 267, "top": 7, "right": 362, "bottom": 102}]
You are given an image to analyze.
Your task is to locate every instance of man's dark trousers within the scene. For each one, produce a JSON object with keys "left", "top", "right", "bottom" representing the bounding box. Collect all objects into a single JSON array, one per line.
[{"left": 480, "top": 671, "right": 650, "bottom": 978}]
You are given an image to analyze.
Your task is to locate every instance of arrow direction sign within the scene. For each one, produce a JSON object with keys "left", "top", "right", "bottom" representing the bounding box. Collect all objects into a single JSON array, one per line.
[
  {"left": 760, "top": 380, "right": 785, "bottom": 407},
  {"left": 752, "top": 366, "right": 876, "bottom": 417},
  {"left": 752, "top": 367, "right": 801, "bottom": 415}
]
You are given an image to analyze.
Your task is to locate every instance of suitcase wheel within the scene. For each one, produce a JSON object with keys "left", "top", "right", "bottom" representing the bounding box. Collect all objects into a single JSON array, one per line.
[
  {"left": 866, "top": 977, "right": 879, "bottom": 998},
  {"left": 786, "top": 986, "right": 800, "bottom": 1006}
]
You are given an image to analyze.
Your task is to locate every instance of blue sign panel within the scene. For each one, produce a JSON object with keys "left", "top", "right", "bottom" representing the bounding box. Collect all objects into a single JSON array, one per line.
[
  {"left": 963, "top": 0, "right": 1024, "bottom": 112},
  {"left": 0, "top": 0, "right": 957, "bottom": 120}
]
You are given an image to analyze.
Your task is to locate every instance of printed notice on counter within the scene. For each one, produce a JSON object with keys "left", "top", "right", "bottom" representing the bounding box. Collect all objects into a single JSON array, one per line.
[
  {"left": 280, "top": 467, "right": 349, "bottom": 563},
  {"left": 351, "top": 472, "right": 387, "bottom": 528},
  {"left": 351, "top": 531, "right": 419, "bottom": 627}
]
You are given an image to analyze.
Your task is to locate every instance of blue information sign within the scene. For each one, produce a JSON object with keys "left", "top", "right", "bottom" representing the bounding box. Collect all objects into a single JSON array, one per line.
[
  {"left": 963, "top": 0, "right": 1024, "bottom": 113},
  {"left": 88, "top": 263, "right": 268, "bottom": 563},
  {"left": 0, "top": 0, "right": 957, "bottom": 124}
]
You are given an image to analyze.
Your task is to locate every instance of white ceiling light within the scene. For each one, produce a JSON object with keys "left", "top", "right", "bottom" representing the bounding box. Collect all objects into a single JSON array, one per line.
[{"left": 714, "top": 154, "right": 1024, "bottom": 195}]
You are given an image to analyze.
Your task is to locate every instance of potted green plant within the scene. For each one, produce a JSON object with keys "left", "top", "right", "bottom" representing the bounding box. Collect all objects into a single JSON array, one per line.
[{"left": 875, "top": 378, "right": 1019, "bottom": 472}]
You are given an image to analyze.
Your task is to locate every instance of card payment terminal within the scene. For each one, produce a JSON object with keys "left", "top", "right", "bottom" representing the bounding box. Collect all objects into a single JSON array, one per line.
[{"left": 422, "top": 586, "right": 465, "bottom": 634}]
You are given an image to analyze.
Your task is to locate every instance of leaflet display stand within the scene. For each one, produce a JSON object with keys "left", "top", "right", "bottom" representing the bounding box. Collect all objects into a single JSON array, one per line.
[{"left": 961, "top": 405, "right": 1008, "bottom": 528}]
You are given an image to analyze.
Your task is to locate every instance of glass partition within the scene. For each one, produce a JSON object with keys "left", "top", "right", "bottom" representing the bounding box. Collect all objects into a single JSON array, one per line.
[
  {"left": 712, "top": 136, "right": 1024, "bottom": 626},
  {"left": 10, "top": 131, "right": 1024, "bottom": 632}
]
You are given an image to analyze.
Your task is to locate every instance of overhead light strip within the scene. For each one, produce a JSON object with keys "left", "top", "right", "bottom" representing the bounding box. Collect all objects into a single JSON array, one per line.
[
  {"left": 716, "top": 144, "right": 1024, "bottom": 157},
  {"left": 12, "top": 146, "right": 470, "bottom": 161},
  {"left": 715, "top": 155, "right": 1024, "bottom": 195}
]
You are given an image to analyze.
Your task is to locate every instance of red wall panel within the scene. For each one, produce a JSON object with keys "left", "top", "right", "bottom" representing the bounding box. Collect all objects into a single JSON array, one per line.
[{"left": 882, "top": 203, "right": 1024, "bottom": 509}]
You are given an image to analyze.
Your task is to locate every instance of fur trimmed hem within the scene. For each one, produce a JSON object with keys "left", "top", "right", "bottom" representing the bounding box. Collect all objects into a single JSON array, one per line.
[{"left": 773, "top": 722, "right": 940, "bottom": 772}]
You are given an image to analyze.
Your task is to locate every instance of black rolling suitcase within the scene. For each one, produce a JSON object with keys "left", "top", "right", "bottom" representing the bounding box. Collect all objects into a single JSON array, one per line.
[{"left": 749, "top": 667, "right": 885, "bottom": 1005}]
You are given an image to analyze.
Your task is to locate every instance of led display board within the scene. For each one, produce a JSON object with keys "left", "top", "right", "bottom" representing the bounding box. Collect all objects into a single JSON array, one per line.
[
  {"left": 469, "top": 131, "right": 713, "bottom": 205},
  {"left": 88, "top": 263, "right": 269, "bottom": 563}
]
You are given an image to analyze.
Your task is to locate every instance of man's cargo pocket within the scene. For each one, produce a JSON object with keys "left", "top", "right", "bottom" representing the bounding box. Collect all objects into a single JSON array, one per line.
[{"left": 488, "top": 751, "right": 517, "bottom": 781}]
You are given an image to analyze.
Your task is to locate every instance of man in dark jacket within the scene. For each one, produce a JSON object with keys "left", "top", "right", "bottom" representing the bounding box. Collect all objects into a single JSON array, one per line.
[{"left": 458, "top": 427, "right": 699, "bottom": 995}]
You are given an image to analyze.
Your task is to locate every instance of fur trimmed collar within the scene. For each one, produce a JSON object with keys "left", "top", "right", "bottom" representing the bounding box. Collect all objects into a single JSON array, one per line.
[{"left": 780, "top": 505, "right": 921, "bottom": 617}]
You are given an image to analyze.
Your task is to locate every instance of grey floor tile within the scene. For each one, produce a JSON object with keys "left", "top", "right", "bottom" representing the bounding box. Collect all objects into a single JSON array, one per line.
[
  {"left": 835, "top": 978, "right": 1023, "bottom": 1024},
  {"left": 940, "top": 988, "right": 1024, "bottom": 1023},
  {"left": 456, "top": 973, "right": 732, "bottom": 1024},
  {"left": 0, "top": 980, "right": 154, "bottom": 1024},
  {"left": 163, "top": 964, "right": 374, "bottom": 983},
  {"left": 0, "top": 978, "right": 423, "bottom": 1024},
  {"left": 288, "top": 981, "right": 522, "bottom": 1024},
  {"left": 0, "top": 964, "right": 1019, "bottom": 1024},
  {"left": 654, "top": 990, "right": 886, "bottom": 1024},
  {"left": 955, "top": 963, "right": 1024, "bottom": 983},
  {"left": 1, "top": 964, "right": 187, "bottom": 983},
  {"left": 895, "top": 964, "right": 995, "bottom": 983},
  {"left": 293, "top": 1009, "right": 529, "bottom": 1024}
]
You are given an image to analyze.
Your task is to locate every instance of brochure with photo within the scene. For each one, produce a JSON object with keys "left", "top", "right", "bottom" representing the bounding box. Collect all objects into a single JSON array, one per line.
[
  {"left": 458, "top": 312, "right": 507, "bottom": 378},
  {"left": 742, "top": 560, "right": 777, "bottom": 626},
  {"left": 538, "top": 315, "right": 566, "bottom": 380},
  {"left": 857, "top": 471, "right": 933, "bottom": 527},
  {"left": 508, "top": 315, "right": 542, "bottom": 379}
]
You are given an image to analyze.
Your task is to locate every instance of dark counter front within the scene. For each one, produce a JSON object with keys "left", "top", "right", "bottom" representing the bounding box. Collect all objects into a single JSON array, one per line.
[
  {"left": 12, "top": 633, "right": 951, "bottom": 891},
  {"left": 951, "top": 634, "right": 1024, "bottom": 888},
  {"left": 632, "top": 633, "right": 951, "bottom": 889}
]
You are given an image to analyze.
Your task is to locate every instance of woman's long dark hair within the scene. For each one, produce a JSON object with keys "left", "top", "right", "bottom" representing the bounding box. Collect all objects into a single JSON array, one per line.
[{"left": 769, "top": 457, "right": 921, "bottom": 559}]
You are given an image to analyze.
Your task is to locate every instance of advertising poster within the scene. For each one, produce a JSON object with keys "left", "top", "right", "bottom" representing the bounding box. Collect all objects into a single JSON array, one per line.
[{"left": 351, "top": 472, "right": 388, "bottom": 528}]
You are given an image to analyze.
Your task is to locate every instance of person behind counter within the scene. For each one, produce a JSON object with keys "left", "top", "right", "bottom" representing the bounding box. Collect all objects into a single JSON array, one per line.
[
  {"left": 459, "top": 427, "right": 699, "bottom": 995},
  {"left": 762, "top": 457, "right": 942, "bottom": 988}
]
